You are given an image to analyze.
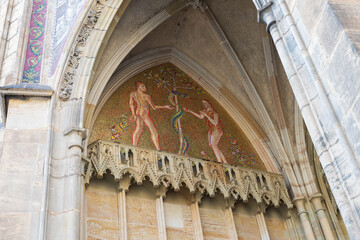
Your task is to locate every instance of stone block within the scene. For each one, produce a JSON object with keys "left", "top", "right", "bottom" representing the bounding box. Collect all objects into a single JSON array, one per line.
[
  {"left": 126, "top": 195, "right": 157, "bottom": 226},
  {"left": 3, "top": 128, "right": 47, "bottom": 144},
  {"left": 0, "top": 213, "right": 31, "bottom": 240},
  {"left": 283, "top": 31, "right": 305, "bottom": 70},
  {"left": 6, "top": 97, "right": 49, "bottom": 129},
  {"left": 7, "top": 18, "right": 18, "bottom": 41},
  {"left": 326, "top": 33, "right": 360, "bottom": 115},
  {"left": 51, "top": 130, "right": 69, "bottom": 160},
  {"left": 10, "top": 0, "right": 24, "bottom": 23},
  {"left": 199, "top": 207, "right": 229, "bottom": 239},
  {"left": 87, "top": 219, "right": 119, "bottom": 240},
  {"left": 0, "top": 53, "right": 15, "bottom": 78},
  {"left": 0, "top": 173, "right": 42, "bottom": 212},
  {"left": 47, "top": 210, "right": 80, "bottom": 240},
  {"left": 1, "top": 142, "right": 44, "bottom": 174},
  {"left": 7, "top": 34, "right": 19, "bottom": 56},
  {"left": 293, "top": 8, "right": 311, "bottom": 48},
  {"left": 86, "top": 190, "right": 118, "bottom": 221},
  {"left": 343, "top": 113, "right": 360, "bottom": 159},
  {"left": 296, "top": 0, "right": 327, "bottom": 35},
  {"left": 316, "top": 3, "right": 343, "bottom": 57}
]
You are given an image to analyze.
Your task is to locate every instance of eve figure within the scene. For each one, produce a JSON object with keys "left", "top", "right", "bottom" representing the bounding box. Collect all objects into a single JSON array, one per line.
[
  {"left": 184, "top": 100, "right": 228, "bottom": 163},
  {"left": 129, "top": 81, "right": 174, "bottom": 150}
]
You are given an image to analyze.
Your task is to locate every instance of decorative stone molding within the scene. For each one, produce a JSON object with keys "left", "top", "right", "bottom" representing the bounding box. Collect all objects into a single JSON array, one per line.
[
  {"left": 253, "top": 0, "right": 273, "bottom": 10},
  {"left": 84, "top": 140, "right": 293, "bottom": 209},
  {"left": 59, "top": 1, "right": 106, "bottom": 100}
]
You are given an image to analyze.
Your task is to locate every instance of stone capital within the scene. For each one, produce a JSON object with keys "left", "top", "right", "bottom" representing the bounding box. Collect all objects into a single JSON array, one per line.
[
  {"left": 191, "top": 191, "right": 204, "bottom": 204},
  {"left": 118, "top": 175, "right": 132, "bottom": 192},
  {"left": 256, "top": 1, "right": 276, "bottom": 33},
  {"left": 293, "top": 197, "right": 307, "bottom": 215},
  {"left": 64, "top": 127, "right": 87, "bottom": 151},
  {"left": 156, "top": 185, "right": 168, "bottom": 198},
  {"left": 225, "top": 197, "right": 237, "bottom": 209},
  {"left": 256, "top": 202, "right": 268, "bottom": 214},
  {"left": 309, "top": 193, "right": 325, "bottom": 212}
]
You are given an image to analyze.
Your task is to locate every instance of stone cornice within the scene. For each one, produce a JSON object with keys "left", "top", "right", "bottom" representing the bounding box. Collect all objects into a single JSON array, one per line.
[
  {"left": 84, "top": 140, "right": 293, "bottom": 209},
  {"left": 0, "top": 84, "right": 54, "bottom": 97}
]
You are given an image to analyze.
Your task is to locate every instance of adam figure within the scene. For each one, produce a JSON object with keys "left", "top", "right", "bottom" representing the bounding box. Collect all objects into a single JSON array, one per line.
[{"left": 129, "top": 81, "right": 174, "bottom": 150}]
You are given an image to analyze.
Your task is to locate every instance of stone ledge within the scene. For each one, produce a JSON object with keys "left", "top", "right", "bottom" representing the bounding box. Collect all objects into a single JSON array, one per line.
[{"left": 0, "top": 84, "right": 53, "bottom": 97}]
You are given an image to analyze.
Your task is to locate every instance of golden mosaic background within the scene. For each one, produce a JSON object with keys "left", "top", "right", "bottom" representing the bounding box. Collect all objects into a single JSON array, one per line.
[{"left": 90, "top": 63, "right": 265, "bottom": 170}]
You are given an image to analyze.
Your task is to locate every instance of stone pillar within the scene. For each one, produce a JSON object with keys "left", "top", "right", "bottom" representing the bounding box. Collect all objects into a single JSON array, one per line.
[
  {"left": 80, "top": 157, "right": 89, "bottom": 240},
  {"left": 156, "top": 186, "right": 167, "bottom": 240},
  {"left": 224, "top": 198, "right": 238, "bottom": 239},
  {"left": 257, "top": 1, "right": 360, "bottom": 237},
  {"left": 255, "top": 205, "right": 270, "bottom": 240},
  {"left": 293, "top": 198, "right": 316, "bottom": 240},
  {"left": 63, "top": 128, "right": 87, "bottom": 240},
  {"left": 310, "top": 194, "right": 335, "bottom": 240},
  {"left": 118, "top": 176, "right": 131, "bottom": 240},
  {"left": 191, "top": 192, "right": 204, "bottom": 240}
]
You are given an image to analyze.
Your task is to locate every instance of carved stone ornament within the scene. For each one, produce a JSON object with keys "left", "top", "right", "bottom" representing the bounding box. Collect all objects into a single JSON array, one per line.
[
  {"left": 59, "top": 1, "right": 106, "bottom": 100},
  {"left": 185, "top": 0, "right": 203, "bottom": 9},
  {"left": 84, "top": 140, "right": 293, "bottom": 208}
]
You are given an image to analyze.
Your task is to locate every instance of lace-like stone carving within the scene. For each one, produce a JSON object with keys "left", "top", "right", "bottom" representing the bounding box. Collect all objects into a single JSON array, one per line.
[{"left": 84, "top": 140, "right": 293, "bottom": 208}]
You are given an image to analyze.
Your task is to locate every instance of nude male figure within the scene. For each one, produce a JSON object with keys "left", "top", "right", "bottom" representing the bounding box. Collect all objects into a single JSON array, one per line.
[{"left": 129, "top": 81, "right": 174, "bottom": 150}]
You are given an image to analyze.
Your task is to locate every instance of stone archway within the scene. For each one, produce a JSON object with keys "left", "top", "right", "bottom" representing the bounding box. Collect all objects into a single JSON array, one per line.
[{"left": 45, "top": 0, "right": 359, "bottom": 239}]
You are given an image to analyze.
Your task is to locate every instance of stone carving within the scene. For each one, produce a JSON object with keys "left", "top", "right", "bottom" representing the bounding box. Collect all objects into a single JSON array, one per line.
[
  {"left": 253, "top": 0, "right": 273, "bottom": 10},
  {"left": 59, "top": 1, "right": 105, "bottom": 100},
  {"left": 84, "top": 140, "right": 293, "bottom": 209},
  {"left": 185, "top": 0, "right": 203, "bottom": 9}
]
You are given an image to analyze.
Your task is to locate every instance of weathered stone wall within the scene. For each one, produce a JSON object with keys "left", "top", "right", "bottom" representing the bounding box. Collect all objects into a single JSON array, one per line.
[
  {"left": 329, "top": 0, "right": 360, "bottom": 54},
  {"left": 0, "top": 97, "right": 50, "bottom": 239},
  {"left": 84, "top": 179, "right": 291, "bottom": 240},
  {"left": 256, "top": 0, "right": 360, "bottom": 237}
]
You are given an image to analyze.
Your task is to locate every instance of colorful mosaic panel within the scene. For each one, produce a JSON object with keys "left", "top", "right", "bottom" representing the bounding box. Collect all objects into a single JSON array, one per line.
[
  {"left": 22, "top": 0, "right": 48, "bottom": 83},
  {"left": 90, "top": 63, "right": 265, "bottom": 170}
]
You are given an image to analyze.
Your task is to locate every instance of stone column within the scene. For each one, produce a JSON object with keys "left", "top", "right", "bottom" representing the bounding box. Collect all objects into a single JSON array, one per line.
[
  {"left": 156, "top": 186, "right": 168, "bottom": 240},
  {"left": 64, "top": 128, "right": 87, "bottom": 240},
  {"left": 224, "top": 198, "right": 238, "bottom": 239},
  {"left": 310, "top": 194, "right": 335, "bottom": 240},
  {"left": 118, "top": 176, "right": 131, "bottom": 240},
  {"left": 257, "top": 1, "right": 360, "bottom": 237},
  {"left": 255, "top": 205, "right": 270, "bottom": 240},
  {"left": 191, "top": 192, "right": 204, "bottom": 240},
  {"left": 293, "top": 198, "right": 316, "bottom": 240},
  {"left": 80, "top": 157, "right": 89, "bottom": 240}
]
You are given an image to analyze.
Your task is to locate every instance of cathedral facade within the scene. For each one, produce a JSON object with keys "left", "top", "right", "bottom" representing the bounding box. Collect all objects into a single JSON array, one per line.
[{"left": 0, "top": 0, "right": 359, "bottom": 239}]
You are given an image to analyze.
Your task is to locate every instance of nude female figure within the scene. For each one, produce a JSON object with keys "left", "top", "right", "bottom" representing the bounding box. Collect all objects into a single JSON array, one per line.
[
  {"left": 184, "top": 100, "right": 228, "bottom": 163},
  {"left": 129, "top": 81, "right": 174, "bottom": 150}
]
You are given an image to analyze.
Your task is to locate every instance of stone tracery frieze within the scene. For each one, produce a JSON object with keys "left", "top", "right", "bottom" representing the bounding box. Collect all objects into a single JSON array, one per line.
[{"left": 84, "top": 140, "right": 293, "bottom": 209}]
